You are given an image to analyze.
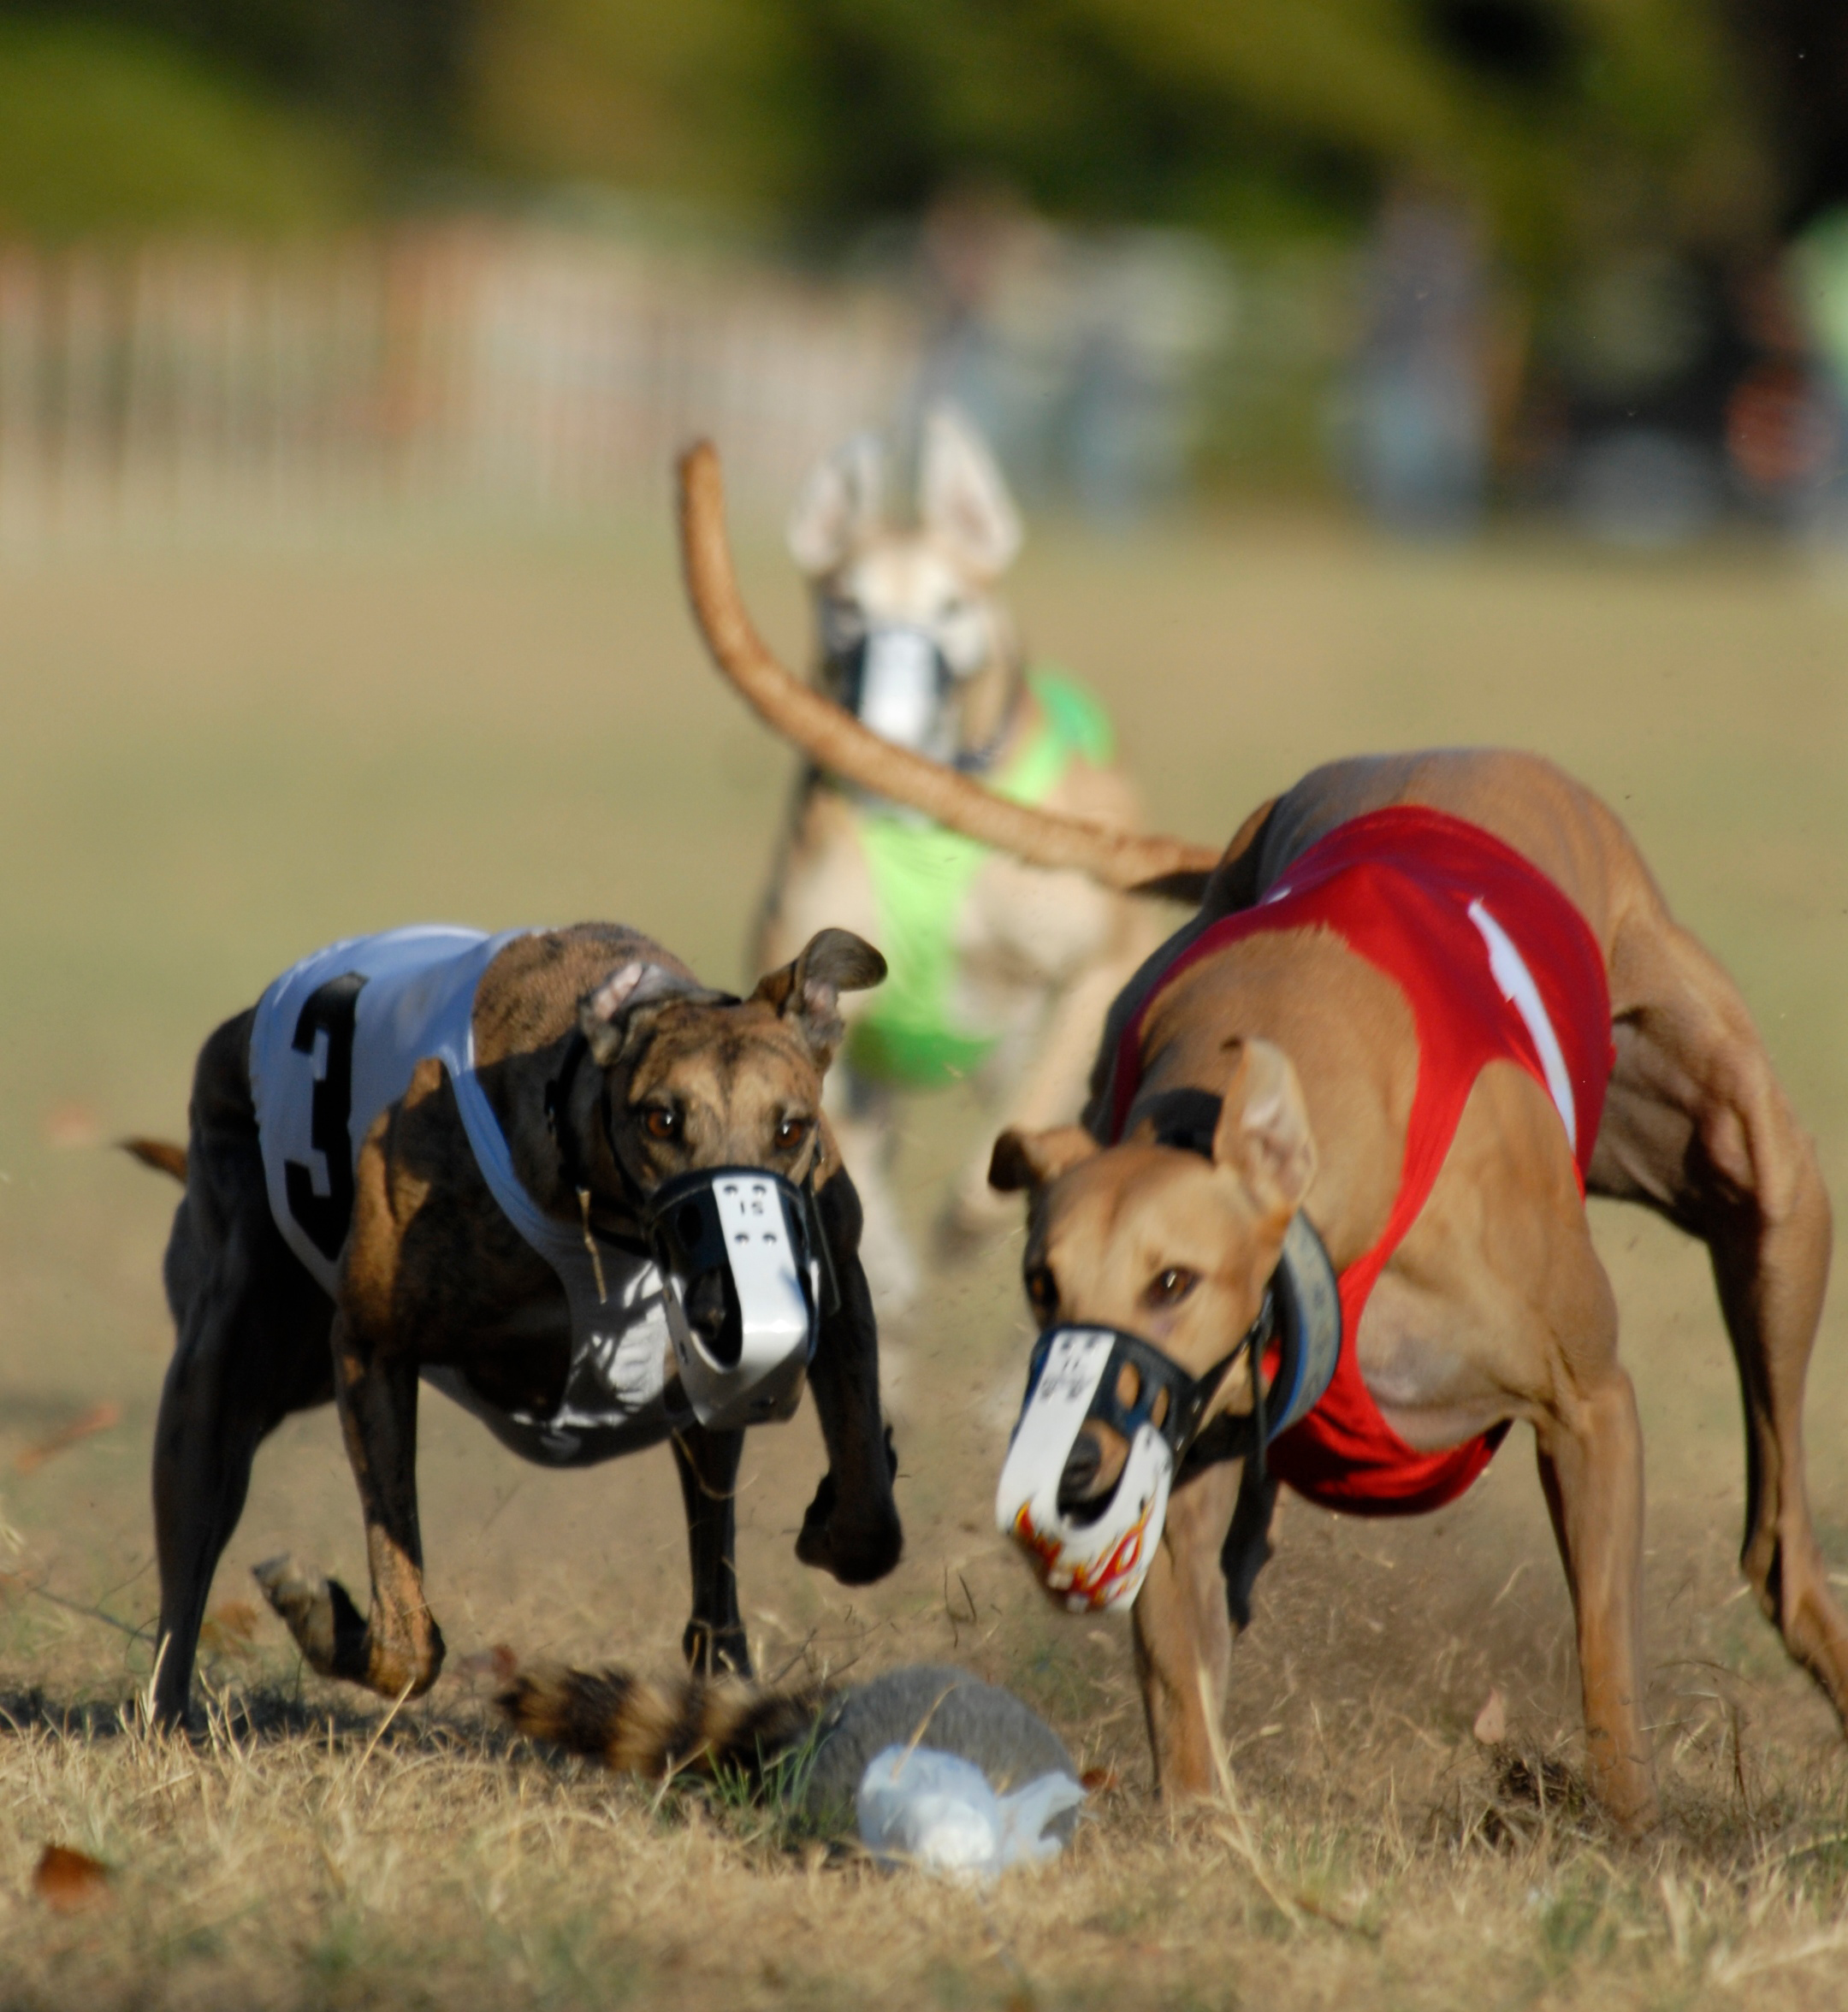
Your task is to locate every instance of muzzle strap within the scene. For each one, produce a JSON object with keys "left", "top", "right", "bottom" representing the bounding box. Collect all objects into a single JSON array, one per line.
[
  {"left": 1178, "top": 1210, "right": 1342, "bottom": 1482},
  {"left": 543, "top": 1030, "right": 649, "bottom": 1251},
  {"left": 1024, "top": 1290, "right": 1274, "bottom": 1482}
]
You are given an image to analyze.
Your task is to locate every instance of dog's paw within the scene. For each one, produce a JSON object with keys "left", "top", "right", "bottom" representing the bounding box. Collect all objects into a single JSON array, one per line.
[
  {"left": 682, "top": 1618, "right": 752, "bottom": 1679},
  {"left": 796, "top": 1476, "right": 903, "bottom": 1585},
  {"left": 252, "top": 1554, "right": 368, "bottom": 1678}
]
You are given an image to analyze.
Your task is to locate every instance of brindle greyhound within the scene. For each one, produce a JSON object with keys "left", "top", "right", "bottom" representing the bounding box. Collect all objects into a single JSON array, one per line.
[
  {"left": 676, "top": 441, "right": 1845, "bottom": 1832},
  {"left": 133, "top": 921, "right": 902, "bottom": 1727}
]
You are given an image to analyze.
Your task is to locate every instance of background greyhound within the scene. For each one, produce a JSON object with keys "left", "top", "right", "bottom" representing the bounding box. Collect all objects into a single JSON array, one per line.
[
  {"left": 755, "top": 405, "right": 1158, "bottom": 1315},
  {"left": 679, "top": 443, "right": 1847, "bottom": 1833},
  {"left": 135, "top": 920, "right": 902, "bottom": 1726}
]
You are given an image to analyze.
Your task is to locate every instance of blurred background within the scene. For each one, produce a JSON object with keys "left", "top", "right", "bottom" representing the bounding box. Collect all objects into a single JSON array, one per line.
[
  {"left": 0, "top": 0, "right": 1845, "bottom": 543},
  {"left": 3, "top": 3, "right": 1848, "bottom": 1903}
]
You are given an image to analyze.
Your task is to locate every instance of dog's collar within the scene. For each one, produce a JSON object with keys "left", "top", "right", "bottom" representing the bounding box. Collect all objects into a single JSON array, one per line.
[
  {"left": 951, "top": 662, "right": 1025, "bottom": 776},
  {"left": 543, "top": 1031, "right": 649, "bottom": 1249},
  {"left": 1178, "top": 1210, "right": 1343, "bottom": 1483},
  {"left": 1030, "top": 1295, "right": 1274, "bottom": 1477}
]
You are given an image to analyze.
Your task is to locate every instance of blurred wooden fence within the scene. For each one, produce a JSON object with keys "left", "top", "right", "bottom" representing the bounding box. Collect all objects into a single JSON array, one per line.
[{"left": 0, "top": 225, "right": 922, "bottom": 547}]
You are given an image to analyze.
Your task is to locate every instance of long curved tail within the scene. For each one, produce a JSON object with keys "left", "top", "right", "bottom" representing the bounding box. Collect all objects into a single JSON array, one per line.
[
  {"left": 121, "top": 1137, "right": 188, "bottom": 1184},
  {"left": 500, "top": 1665, "right": 832, "bottom": 1780},
  {"left": 676, "top": 441, "right": 1223, "bottom": 902}
]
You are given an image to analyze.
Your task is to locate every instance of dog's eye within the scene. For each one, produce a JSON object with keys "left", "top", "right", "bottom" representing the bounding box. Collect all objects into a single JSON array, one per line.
[
  {"left": 775, "top": 1115, "right": 811, "bottom": 1151},
  {"left": 1026, "top": 1265, "right": 1057, "bottom": 1320},
  {"left": 1146, "top": 1267, "right": 1197, "bottom": 1308},
  {"left": 642, "top": 1106, "right": 681, "bottom": 1143}
]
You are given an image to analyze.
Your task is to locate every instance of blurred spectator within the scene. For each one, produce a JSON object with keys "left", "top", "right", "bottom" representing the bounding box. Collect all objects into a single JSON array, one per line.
[
  {"left": 1348, "top": 188, "right": 1490, "bottom": 536},
  {"left": 1790, "top": 209, "right": 1848, "bottom": 537},
  {"left": 911, "top": 186, "right": 1234, "bottom": 521},
  {"left": 1721, "top": 258, "right": 1839, "bottom": 532},
  {"left": 1537, "top": 246, "right": 1838, "bottom": 546},
  {"left": 1546, "top": 251, "right": 1737, "bottom": 546}
]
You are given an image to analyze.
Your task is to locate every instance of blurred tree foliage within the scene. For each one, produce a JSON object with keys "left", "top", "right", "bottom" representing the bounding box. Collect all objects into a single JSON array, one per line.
[
  {"left": 6, "top": 0, "right": 472, "bottom": 155},
  {"left": 0, "top": 16, "right": 362, "bottom": 234},
  {"left": 0, "top": 0, "right": 1827, "bottom": 265},
  {"left": 466, "top": 0, "right": 1775, "bottom": 270}
]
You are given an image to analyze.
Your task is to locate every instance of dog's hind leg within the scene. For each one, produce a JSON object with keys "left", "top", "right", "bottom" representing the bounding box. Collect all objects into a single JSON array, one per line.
[
  {"left": 255, "top": 1304, "right": 447, "bottom": 1699},
  {"left": 151, "top": 1216, "right": 264, "bottom": 1726},
  {"left": 1527, "top": 1222, "right": 1656, "bottom": 1832},
  {"left": 672, "top": 1424, "right": 749, "bottom": 1677},
  {"left": 1591, "top": 903, "right": 1848, "bottom": 1723},
  {"left": 151, "top": 1198, "right": 333, "bottom": 1726}
]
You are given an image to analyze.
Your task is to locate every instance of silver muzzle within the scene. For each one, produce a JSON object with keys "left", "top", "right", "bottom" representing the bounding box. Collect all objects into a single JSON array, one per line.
[
  {"left": 646, "top": 1168, "right": 823, "bottom": 1431},
  {"left": 832, "top": 624, "right": 957, "bottom": 763}
]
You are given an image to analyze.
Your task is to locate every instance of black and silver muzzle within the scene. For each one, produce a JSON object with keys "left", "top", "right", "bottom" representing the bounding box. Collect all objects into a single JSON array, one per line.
[
  {"left": 827, "top": 624, "right": 957, "bottom": 763},
  {"left": 644, "top": 1167, "right": 828, "bottom": 1431}
]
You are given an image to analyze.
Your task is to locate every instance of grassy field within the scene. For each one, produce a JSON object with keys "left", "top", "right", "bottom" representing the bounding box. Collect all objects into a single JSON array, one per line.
[{"left": 2, "top": 506, "right": 1847, "bottom": 2009}]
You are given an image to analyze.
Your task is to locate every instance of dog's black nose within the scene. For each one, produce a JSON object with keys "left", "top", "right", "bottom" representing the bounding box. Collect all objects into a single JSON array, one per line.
[
  {"left": 684, "top": 1269, "right": 742, "bottom": 1367},
  {"left": 1056, "top": 1431, "right": 1106, "bottom": 1518}
]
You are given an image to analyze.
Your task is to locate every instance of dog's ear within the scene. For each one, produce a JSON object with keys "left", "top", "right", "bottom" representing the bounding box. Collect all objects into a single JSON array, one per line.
[
  {"left": 751, "top": 928, "right": 886, "bottom": 1068},
  {"left": 579, "top": 962, "right": 700, "bottom": 1068},
  {"left": 988, "top": 1125, "right": 1099, "bottom": 1194},
  {"left": 918, "top": 404, "right": 1021, "bottom": 579},
  {"left": 787, "top": 431, "right": 884, "bottom": 576},
  {"left": 1211, "top": 1039, "right": 1316, "bottom": 1224}
]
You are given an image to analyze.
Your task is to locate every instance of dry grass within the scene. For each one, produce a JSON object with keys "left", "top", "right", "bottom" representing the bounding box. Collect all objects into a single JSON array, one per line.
[
  {"left": 4, "top": 1660, "right": 1848, "bottom": 2010},
  {"left": 3, "top": 509, "right": 1848, "bottom": 2006}
]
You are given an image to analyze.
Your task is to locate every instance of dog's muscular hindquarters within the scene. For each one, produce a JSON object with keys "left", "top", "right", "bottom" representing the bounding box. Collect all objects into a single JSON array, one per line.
[
  {"left": 991, "top": 753, "right": 1842, "bottom": 1832},
  {"left": 143, "top": 923, "right": 903, "bottom": 1726}
]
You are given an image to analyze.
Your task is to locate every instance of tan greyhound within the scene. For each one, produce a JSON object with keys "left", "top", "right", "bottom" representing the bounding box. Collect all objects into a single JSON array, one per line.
[
  {"left": 676, "top": 441, "right": 1845, "bottom": 1832},
  {"left": 756, "top": 407, "right": 1158, "bottom": 1314}
]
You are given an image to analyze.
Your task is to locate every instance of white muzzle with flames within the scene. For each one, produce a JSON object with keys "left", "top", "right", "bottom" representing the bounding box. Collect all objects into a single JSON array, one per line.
[{"left": 994, "top": 1329, "right": 1176, "bottom": 1613}]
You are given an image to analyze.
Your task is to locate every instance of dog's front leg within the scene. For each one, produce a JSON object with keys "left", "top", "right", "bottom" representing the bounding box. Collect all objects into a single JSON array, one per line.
[
  {"left": 672, "top": 1423, "right": 749, "bottom": 1676},
  {"left": 258, "top": 1311, "right": 444, "bottom": 1699},
  {"left": 1535, "top": 1364, "right": 1656, "bottom": 1834},
  {"left": 795, "top": 1170, "right": 903, "bottom": 1585},
  {"left": 1132, "top": 1461, "right": 1241, "bottom": 1801}
]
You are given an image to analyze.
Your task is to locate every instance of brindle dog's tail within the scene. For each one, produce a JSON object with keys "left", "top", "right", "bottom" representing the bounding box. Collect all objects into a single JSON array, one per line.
[
  {"left": 500, "top": 1666, "right": 832, "bottom": 1781},
  {"left": 121, "top": 1137, "right": 188, "bottom": 1184},
  {"left": 676, "top": 439, "right": 1223, "bottom": 905}
]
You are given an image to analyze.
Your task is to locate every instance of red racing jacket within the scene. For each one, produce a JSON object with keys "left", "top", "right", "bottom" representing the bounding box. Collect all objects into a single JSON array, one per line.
[{"left": 1105, "top": 805, "right": 1614, "bottom": 1516}]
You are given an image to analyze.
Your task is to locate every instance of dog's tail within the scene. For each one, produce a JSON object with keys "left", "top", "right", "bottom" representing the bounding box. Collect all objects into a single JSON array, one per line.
[
  {"left": 121, "top": 1137, "right": 188, "bottom": 1184},
  {"left": 676, "top": 441, "right": 1223, "bottom": 904},
  {"left": 500, "top": 1665, "right": 832, "bottom": 1781}
]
